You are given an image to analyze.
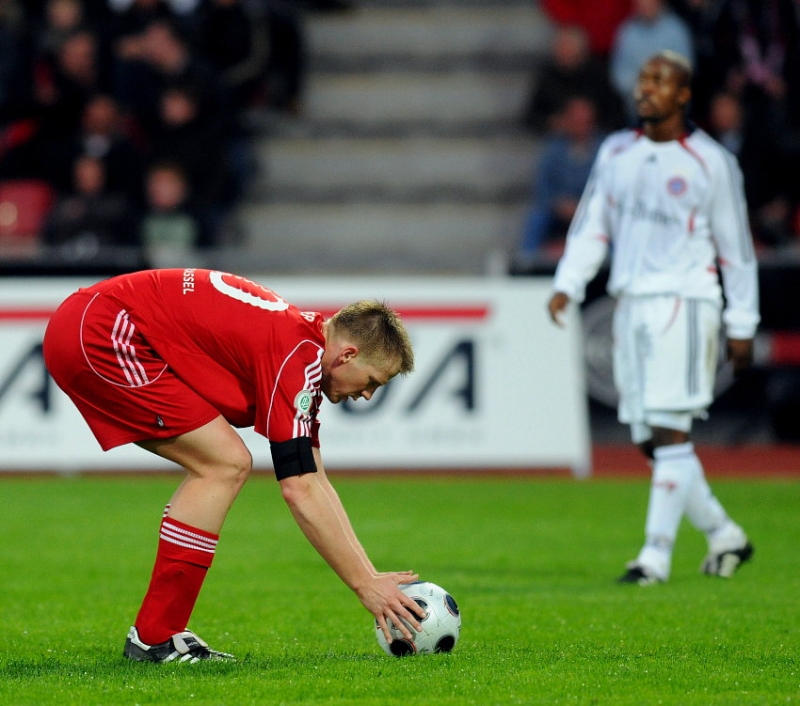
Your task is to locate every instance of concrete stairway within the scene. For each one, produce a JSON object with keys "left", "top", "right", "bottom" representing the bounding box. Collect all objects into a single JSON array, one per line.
[{"left": 231, "top": 0, "right": 551, "bottom": 275}]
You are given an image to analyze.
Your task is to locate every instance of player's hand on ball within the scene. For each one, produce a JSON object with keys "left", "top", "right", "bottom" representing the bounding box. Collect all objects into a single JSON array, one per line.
[{"left": 358, "top": 571, "right": 425, "bottom": 643}]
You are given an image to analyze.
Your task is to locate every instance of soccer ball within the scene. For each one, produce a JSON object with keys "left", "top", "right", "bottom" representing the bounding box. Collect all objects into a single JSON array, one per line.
[{"left": 375, "top": 581, "right": 461, "bottom": 657}]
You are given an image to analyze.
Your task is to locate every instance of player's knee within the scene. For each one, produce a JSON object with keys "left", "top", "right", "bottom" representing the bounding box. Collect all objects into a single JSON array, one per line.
[
  {"left": 650, "top": 427, "right": 690, "bottom": 448},
  {"left": 219, "top": 447, "right": 253, "bottom": 488}
]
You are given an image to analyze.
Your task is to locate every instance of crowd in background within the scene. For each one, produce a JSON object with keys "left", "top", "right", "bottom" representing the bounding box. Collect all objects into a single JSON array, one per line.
[
  {"left": 516, "top": 0, "right": 800, "bottom": 267},
  {"left": 0, "top": 0, "right": 347, "bottom": 265},
  {"left": 2, "top": 0, "right": 800, "bottom": 270}
]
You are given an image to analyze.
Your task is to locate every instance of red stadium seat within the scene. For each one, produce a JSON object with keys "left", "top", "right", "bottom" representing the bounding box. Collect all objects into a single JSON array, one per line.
[{"left": 0, "top": 179, "right": 56, "bottom": 256}]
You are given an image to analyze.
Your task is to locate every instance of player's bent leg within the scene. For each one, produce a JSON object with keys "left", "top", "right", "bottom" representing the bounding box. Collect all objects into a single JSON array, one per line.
[
  {"left": 129, "top": 416, "right": 251, "bottom": 653},
  {"left": 137, "top": 415, "right": 253, "bottom": 534}
]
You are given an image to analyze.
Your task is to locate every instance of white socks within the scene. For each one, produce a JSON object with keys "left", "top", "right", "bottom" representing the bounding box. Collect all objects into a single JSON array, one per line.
[
  {"left": 636, "top": 442, "right": 746, "bottom": 579},
  {"left": 682, "top": 448, "right": 748, "bottom": 555},
  {"left": 636, "top": 442, "right": 695, "bottom": 579}
]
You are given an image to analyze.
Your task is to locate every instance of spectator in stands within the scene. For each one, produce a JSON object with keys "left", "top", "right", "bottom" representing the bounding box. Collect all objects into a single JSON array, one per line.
[
  {"left": 539, "top": 0, "right": 632, "bottom": 58},
  {"left": 2, "top": 0, "right": 264, "bottom": 269},
  {"left": 43, "top": 153, "right": 138, "bottom": 259},
  {"left": 112, "top": 18, "right": 229, "bottom": 138},
  {"left": 148, "top": 82, "right": 233, "bottom": 246},
  {"left": 243, "top": 0, "right": 307, "bottom": 114},
  {"left": 726, "top": 1, "right": 798, "bottom": 153},
  {"left": 35, "top": 0, "right": 82, "bottom": 58},
  {"left": 0, "top": 0, "right": 30, "bottom": 123},
  {"left": 669, "top": 0, "right": 741, "bottom": 124},
  {"left": 5, "top": 25, "right": 113, "bottom": 183},
  {"left": 703, "top": 90, "right": 779, "bottom": 247},
  {"left": 514, "top": 96, "right": 604, "bottom": 270},
  {"left": 139, "top": 160, "right": 199, "bottom": 266},
  {"left": 720, "top": 0, "right": 800, "bottom": 248},
  {"left": 67, "top": 93, "right": 144, "bottom": 204},
  {"left": 106, "top": 0, "right": 182, "bottom": 41},
  {"left": 23, "top": 0, "right": 110, "bottom": 25},
  {"left": 522, "top": 24, "right": 625, "bottom": 134},
  {"left": 705, "top": 90, "right": 745, "bottom": 156},
  {"left": 610, "top": 0, "right": 694, "bottom": 120},
  {"left": 34, "top": 27, "right": 112, "bottom": 141},
  {"left": 195, "top": 0, "right": 269, "bottom": 115}
]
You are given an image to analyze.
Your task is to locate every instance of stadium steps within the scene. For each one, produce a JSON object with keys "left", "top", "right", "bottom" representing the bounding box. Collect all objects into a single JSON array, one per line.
[
  {"left": 236, "top": 0, "right": 550, "bottom": 274},
  {"left": 249, "top": 136, "right": 540, "bottom": 203}
]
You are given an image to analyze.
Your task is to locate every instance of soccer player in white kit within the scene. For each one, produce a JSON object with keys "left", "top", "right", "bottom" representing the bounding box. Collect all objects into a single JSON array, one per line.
[{"left": 548, "top": 51, "right": 759, "bottom": 585}]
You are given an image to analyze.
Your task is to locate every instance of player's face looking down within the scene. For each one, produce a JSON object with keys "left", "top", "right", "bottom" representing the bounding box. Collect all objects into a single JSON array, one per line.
[
  {"left": 634, "top": 58, "right": 690, "bottom": 125},
  {"left": 320, "top": 347, "right": 399, "bottom": 404}
]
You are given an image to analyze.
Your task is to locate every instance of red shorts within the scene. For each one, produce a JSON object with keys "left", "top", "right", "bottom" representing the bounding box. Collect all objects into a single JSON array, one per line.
[{"left": 43, "top": 290, "right": 220, "bottom": 450}]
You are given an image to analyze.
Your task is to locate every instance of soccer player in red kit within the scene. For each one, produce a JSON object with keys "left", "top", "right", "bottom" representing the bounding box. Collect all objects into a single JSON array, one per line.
[{"left": 43, "top": 268, "right": 425, "bottom": 662}]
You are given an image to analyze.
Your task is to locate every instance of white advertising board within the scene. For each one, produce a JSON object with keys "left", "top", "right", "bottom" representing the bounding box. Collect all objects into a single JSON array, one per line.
[{"left": 0, "top": 276, "right": 590, "bottom": 475}]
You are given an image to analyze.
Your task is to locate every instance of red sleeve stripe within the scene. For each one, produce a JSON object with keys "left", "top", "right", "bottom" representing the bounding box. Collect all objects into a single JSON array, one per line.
[{"left": 678, "top": 136, "right": 708, "bottom": 174}]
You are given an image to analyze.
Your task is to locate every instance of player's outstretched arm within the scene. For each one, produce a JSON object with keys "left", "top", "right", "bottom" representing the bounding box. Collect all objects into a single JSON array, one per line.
[{"left": 279, "top": 450, "right": 424, "bottom": 642}]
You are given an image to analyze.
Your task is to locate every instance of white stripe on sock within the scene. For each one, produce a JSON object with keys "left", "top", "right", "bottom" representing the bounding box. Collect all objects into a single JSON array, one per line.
[{"left": 160, "top": 520, "right": 218, "bottom": 553}]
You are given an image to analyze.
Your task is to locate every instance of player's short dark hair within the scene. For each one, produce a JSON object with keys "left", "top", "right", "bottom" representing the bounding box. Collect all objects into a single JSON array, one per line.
[{"left": 330, "top": 301, "right": 414, "bottom": 374}]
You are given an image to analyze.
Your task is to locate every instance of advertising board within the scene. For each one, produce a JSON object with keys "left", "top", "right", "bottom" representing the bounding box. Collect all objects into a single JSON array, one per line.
[{"left": 0, "top": 275, "right": 590, "bottom": 475}]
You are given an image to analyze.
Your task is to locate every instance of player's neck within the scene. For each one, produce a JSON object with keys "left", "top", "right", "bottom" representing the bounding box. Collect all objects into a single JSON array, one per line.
[{"left": 642, "top": 114, "right": 688, "bottom": 143}]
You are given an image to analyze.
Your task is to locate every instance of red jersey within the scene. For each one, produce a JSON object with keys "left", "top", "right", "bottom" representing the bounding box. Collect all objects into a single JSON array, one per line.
[{"left": 87, "top": 268, "right": 324, "bottom": 445}]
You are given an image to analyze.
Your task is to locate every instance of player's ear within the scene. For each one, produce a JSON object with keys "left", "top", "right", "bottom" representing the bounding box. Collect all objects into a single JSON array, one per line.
[{"left": 339, "top": 345, "right": 359, "bottom": 363}]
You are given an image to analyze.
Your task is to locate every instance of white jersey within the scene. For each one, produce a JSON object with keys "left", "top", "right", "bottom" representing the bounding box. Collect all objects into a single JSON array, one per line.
[{"left": 552, "top": 127, "right": 760, "bottom": 339}]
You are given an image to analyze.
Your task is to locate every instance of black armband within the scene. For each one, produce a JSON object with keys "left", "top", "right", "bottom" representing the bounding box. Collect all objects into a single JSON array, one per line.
[{"left": 269, "top": 437, "right": 317, "bottom": 481}]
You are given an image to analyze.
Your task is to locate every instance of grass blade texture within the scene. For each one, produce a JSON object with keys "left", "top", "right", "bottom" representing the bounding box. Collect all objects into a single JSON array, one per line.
[{"left": 0, "top": 473, "right": 797, "bottom": 705}]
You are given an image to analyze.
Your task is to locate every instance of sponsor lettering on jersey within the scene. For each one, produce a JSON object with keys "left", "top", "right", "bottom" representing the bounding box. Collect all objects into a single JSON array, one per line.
[
  {"left": 629, "top": 198, "right": 681, "bottom": 228},
  {"left": 182, "top": 268, "right": 196, "bottom": 295}
]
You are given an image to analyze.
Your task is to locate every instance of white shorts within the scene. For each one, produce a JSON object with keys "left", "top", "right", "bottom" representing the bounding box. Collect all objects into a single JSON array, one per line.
[{"left": 612, "top": 295, "right": 721, "bottom": 441}]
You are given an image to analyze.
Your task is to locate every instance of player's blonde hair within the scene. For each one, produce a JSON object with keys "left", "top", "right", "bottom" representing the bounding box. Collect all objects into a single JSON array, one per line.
[
  {"left": 652, "top": 50, "right": 693, "bottom": 87},
  {"left": 329, "top": 300, "right": 414, "bottom": 374}
]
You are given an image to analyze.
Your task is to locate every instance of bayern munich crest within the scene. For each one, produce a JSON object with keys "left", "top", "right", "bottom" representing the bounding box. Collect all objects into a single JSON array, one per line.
[{"left": 667, "top": 176, "right": 687, "bottom": 195}]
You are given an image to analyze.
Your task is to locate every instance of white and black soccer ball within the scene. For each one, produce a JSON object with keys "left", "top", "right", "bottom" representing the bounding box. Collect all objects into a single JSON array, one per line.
[{"left": 375, "top": 581, "right": 461, "bottom": 657}]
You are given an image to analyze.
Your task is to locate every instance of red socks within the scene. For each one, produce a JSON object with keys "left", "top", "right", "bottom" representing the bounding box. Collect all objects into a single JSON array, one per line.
[{"left": 134, "top": 513, "right": 219, "bottom": 645}]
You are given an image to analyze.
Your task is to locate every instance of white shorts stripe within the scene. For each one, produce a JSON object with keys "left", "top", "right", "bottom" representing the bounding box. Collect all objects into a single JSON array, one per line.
[
  {"left": 111, "top": 312, "right": 135, "bottom": 386},
  {"left": 111, "top": 310, "right": 150, "bottom": 387}
]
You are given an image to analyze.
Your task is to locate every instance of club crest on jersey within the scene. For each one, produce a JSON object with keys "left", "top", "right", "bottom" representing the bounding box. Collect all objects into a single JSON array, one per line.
[
  {"left": 667, "top": 176, "right": 687, "bottom": 196},
  {"left": 294, "top": 390, "right": 314, "bottom": 415}
]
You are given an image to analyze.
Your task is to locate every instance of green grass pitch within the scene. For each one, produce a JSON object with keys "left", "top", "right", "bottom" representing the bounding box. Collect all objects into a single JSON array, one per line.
[{"left": 1, "top": 472, "right": 798, "bottom": 705}]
